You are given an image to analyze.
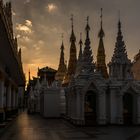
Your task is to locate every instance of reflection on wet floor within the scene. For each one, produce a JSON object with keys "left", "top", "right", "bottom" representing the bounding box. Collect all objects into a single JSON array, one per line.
[{"left": 0, "top": 111, "right": 140, "bottom": 140}]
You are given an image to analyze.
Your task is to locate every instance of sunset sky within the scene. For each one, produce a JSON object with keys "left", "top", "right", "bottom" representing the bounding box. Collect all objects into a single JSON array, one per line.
[{"left": 5, "top": 0, "right": 140, "bottom": 80}]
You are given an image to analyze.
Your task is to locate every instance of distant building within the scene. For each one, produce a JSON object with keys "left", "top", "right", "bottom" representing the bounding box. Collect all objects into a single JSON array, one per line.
[
  {"left": 27, "top": 66, "right": 64, "bottom": 117},
  {"left": 132, "top": 50, "right": 140, "bottom": 80},
  {"left": 38, "top": 66, "right": 57, "bottom": 86}
]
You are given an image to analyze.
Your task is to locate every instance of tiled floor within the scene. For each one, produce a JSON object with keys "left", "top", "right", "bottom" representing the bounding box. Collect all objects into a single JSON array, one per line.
[{"left": 0, "top": 112, "right": 140, "bottom": 140}]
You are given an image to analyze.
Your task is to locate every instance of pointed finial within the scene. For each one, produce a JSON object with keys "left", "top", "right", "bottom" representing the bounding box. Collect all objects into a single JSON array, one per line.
[
  {"left": 61, "top": 33, "right": 64, "bottom": 50},
  {"left": 70, "top": 14, "right": 74, "bottom": 29},
  {"left": 118, "top": 10, "right": 120, "bottom": 22},
  {"left": 61, "top": 33, "right": 64, "bottom": 41},
  {"left": 61, "top": 33, "right": 64, "bottom": 44},
  {"left": 85, "top": 16, "right": 90, "bottom": 30},
  {"left": 100, "top": 8, "right": 103, "bottom": 28},
  {"left": 87, "top": 16, "right": 89, "bottom": 24},
  {"left": 118, "top": 10, "right": 122, "bottom": 31},
  {"left": 98, "top": 8, "right": 105, "bottom": 38},
  {"left": 85, "top": 16, "right": 90, "bottom": 39},
  {"left": 70, "top": 14, "right": 76, "bottom": 42}
]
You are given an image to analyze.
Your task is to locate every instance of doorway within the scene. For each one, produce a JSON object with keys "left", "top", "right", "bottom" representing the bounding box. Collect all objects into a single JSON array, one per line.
[{"left": 84, "top": 91, "right": 97, "bottom": 125}]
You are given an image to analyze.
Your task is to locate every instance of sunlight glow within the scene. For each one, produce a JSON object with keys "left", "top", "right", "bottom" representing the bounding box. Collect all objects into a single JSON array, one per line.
[{"left": 47, "top": 3, "right": 57, "bottom": 13}]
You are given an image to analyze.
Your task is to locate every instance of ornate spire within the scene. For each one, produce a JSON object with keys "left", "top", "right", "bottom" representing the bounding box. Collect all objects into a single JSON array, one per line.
[
  {"left": 70, "top": 14, "right": 76, "bottom": 42},
  {"left": 96, "top": 8, "right": 108, "bottom": 79},
  {"left": 111, "top": 18, "right": 129, "bottom": 64},
  {"left": 55, "top": 34, "right": 67, "bottom": 81},
  {"left": 108, "top": 17, "right": 132, "bottom": 80},
  {"left": 75, "top": 33, "right": 83, "bottom": 77},
  {"left": 67, "top": 14, "right": 77, "bottom": 76},
  {"left": 82, "top": 16, "right": 94, "bottom": 72},
  {"left": 85, "top": 16, "right": 90, "bottom": 41},
  {"left": 98, "top": 8, "right": 105, "bottom": 38},
  {"left": 60, "top": 34, "right": 65, "bottom": 65}
]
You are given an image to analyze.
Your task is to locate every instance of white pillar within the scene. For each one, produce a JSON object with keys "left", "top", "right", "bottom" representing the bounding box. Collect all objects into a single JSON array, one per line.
[
  {"left": 76, "top": 93, "right": 80, "bottom": 120},
  {"left": 12, "top": 88, "right": 16, "bottom": 109},
  {"left": 81, "top": 95, "right": 85, "bottom": 124},
  {"left": 11, "top": 87, "right": 14, "bottom": 110},
  {"left": 98, "top": 90, "right": 106, "bottom": 124},
  {"left": 15, "top": 92, "right": 18, "bottom": 109},
  {"left": 76, "top": 92, "right": 84, "bottom": 125},
  {"left": 137, "top": 94, "right": 140, "bottom": 124},
  {"left": 116, "top": 93, "right": 123, "bottom": 124},
  {"left": 110, "top": 88, "right": 118, "bottom": 124},
  {"left": 18, "top": 86, "right": 25, "bottom": 109},
  {"left": 7, "top": 84, "right": 12, "bottom": 111},
  {"left": 0, "top": 80, "right": 4, "bottom": 111},
  {"left": 0, "top": 80, "right": 5, "bottom": 122}
]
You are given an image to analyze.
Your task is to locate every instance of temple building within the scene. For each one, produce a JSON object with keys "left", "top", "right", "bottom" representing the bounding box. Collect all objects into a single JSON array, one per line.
[
  {"left": 66, "top": 11, "right": 140, "bottom": 125},
  {"left": 132, "top": 50, "right": 140, "bottom": 80},
  {"left": 0, "top": 1, "right": 25, "bottom": 124},
  {"left": 27, "top": 66, "right": 65, "bottom": 117}
]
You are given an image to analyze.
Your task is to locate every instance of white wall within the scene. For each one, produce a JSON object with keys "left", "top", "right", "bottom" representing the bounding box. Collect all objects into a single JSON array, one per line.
[{"left": 44, "top": 89, "right": 60, "bottom": 117}]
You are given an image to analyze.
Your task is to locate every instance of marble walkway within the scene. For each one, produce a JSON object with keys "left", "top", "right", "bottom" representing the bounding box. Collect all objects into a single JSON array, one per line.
[{"left": 0, "top": 112, "right": 140, "bottom": 140}]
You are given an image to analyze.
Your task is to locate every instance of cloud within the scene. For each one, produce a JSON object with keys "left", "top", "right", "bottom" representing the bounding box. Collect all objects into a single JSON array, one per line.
[
  {"left": 46, "top": 3, "right": 58, "bottom": 13},
  {"left": 16, "top": 24, "right": 32, "bottom": 33},
  {"left": 16, "top": 20, "right": 33, "bottom": 34},
  {"left": 25, "top": 20, "right": 32, "bottom": 27}
]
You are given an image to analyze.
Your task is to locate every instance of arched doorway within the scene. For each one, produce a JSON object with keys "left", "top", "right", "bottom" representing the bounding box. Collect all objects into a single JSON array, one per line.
[
  {"left": 84, "top": 91, "right": 96, "bottom": 125},
  {"left": 123, "top": 93, "right": 133, "bottom": 125}
]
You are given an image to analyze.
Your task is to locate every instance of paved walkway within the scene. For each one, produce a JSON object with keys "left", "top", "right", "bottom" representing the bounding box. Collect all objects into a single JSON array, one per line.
[{"left": 0, "top": 112, "right": 140, "bottom": 140}]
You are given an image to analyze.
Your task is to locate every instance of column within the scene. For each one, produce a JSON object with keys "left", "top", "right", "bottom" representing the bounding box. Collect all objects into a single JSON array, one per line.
[
  {"left": 98, "top": 90, "right": 106, "bottom": 125},
  {"left": 18, "top": 86, "right": 25, "bottom": 109},
  {"left": 11, "top": 87, "right": 14, "bottom": 111},
  {"left": 137, "top": 94, "right": 140, "bottom": 124},
  {"left": 12, "top": 88, "right": 16, "bottom": 110},
  {"left": 110, "top": 88, "right": 117, "bottom": 124},
  {"left": 116, "top": 93, "right": 123, "bottom": 124},
  {"left": 76, "top": 92, "right": 80, "bottom": 124},
  {"left": 15, "top": 91, "right": 18, "bottom": 109},
  {"left": 7, "top": 84, "right": 12, "bottom": 111},
  {"left": 81, "top": 95, "right": 85, "bottom": 125},
  {"left": 0, "top": 80, "right": 5, "bottom": 122}
]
